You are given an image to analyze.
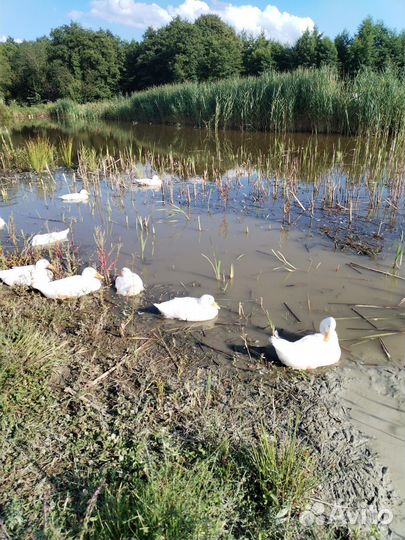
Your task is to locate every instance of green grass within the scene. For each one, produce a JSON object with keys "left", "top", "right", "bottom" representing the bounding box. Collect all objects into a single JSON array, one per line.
[
  {"left": 59, "top": 137, "right": 74, "bottom": 168},
  {"left": 89, "top": 445, "right": 242, "bottom": 540},
  {"left": 25, "top": 137, "right": 55, "bottom": 172},
  {"left": 248, "top": 425, "right": 317, "bottom": 515}
]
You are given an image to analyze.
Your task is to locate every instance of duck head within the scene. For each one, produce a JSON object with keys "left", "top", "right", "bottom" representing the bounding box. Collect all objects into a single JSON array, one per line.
[
  {"left": 35, "top": 259, "right": 52, "bottom": 270},
  {"left": 82, "top": 267, "right": 104, "bottom": 280},
  {"left": 120, "top": 267, "right": 133, "bottom": 278},
  {"left": 319, "top": 317, "right": 337, "bottom": 342},
  {"left": 199, "top": 294, "right": 220, "bottom": 310}
]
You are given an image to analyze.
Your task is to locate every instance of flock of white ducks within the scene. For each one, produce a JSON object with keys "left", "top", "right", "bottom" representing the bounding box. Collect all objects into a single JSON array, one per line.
[{"left": 0, "top": 176, "right": 341, "bottom": 370}]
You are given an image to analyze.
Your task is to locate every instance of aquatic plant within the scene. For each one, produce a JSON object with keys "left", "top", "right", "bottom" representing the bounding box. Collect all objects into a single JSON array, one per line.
[
  {"left": 59, "top": 137, "right": 74, "bottom": 168},
  {"left": 99, "top": 67, "right": 405, "bottom": 136},
  {"left": 393, "top": 232, "right": 404, "bottom": 270},
  {"left": 136, "top": 216, "right": 149, "bottom": 261},
  {"left": 77, "top": 144, "right": 98, "bottom": 178},
  {"left": 94, "top": 227, "right": 118, "bottom": 283},
  {"left": 25, "top": 137, "right": 54, "bottom": 173},
  {"left": 202, "top": 252, "right": 222, "bottom": 281},
  {"left": 51, "top": 99, "right": 81, "bottom": 121},
  {"left": 0, "top": 133, "right": 27, "bottom": 170}
]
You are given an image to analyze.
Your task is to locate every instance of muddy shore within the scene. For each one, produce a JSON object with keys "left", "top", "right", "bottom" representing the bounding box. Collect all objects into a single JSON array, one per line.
[{"left": 0, "top": 285, "right": 402, "bottom": 539}]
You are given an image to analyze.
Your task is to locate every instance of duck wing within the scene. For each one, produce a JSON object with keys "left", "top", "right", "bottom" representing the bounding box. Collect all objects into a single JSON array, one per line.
[
  {"left": 154, "top": 297, "right": 197, "bottom": 320},
  {"left": 270, "top": 333, "right": 325, "bottom": 369}
]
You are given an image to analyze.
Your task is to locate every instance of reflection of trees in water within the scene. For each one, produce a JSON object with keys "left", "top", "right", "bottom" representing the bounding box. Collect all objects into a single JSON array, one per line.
[
  {"left": 6, "top": 120, "right": 405, "bottom": 185},
  {"left": 1, "top": 173, "right": 56, "bottom": 203}
]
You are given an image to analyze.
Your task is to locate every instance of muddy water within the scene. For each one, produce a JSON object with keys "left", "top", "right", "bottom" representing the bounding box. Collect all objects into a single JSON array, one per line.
[{"left": 1, "top": 123, "right": 405, "bottom": 534}]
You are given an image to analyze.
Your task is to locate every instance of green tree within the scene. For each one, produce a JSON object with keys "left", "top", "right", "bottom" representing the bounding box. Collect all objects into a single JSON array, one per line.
[
  {"left": 195, "top": 15, "right": 242, "bottom": 81},
  {"left": 6, "top": 38, "right": 49, "bottom": 104},
  {"left": 293, "top": 28, "right": 337, "bottom": 69},
  {"left": 0, "top": 45, "right": 12, "bottom": 101},
  {"left": 315, "top": 35, "right": 338, "bottom": 67},
  {"left": 334, "top": 30, "right": 352, "bottom": 76},
  {"left": 47, "top": 23, "right": 124, "bottom": 102},
  {"left": 120, "top": 40, "right": 141, "bottom": 94},
  {"left": 130, "top": 18, "right": 203, "bottom": 91},
  {"left": 242, "top": 33, "right": 276, "bottom": 76},
  {"left": 348, "top": 17, "right": 403, "bottom": 75}
]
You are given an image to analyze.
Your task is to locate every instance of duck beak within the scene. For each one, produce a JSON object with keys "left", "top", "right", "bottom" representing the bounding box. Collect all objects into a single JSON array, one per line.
[
  {"left": 213, "top": 302, "right": 220, "bottom": 310},
  {"left": 47, "top": 264, "right": 55, "bottom": 271},
  {"left": 96, "top": 272, "right": 104, "bottom": 280},
  {"left": 323, "top": 328, "right": 331, "bottom": 342}
]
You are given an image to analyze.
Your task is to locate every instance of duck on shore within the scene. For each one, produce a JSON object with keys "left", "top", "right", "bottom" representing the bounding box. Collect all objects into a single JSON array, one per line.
[
  {"left": 32, "top": 267, "right": 103, "bottom": 299},
  {"left": 154, "top": 294, "right": 220, "bottom": 322},
  {"left": 269, "top": 317, "right": 341, "bottom": 370},
  {"left": 0, "top": 259, "right": 53, "bottom": 287},
  {"left": 115, "top": 267, "right": 144, "bottom": 296}
]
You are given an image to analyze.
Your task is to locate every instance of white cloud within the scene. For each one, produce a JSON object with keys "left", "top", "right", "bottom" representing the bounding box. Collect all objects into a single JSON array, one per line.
[
  {"left": 79, "top": 0, "right": 314, "bottom": 44},
  {"left": 68, "top": 10, "right": 85, "bottom": 20},
  {"left": 90, "top": 0, "right": 172, "bottom": 29},
  {"left": 1, "top": 35, "right": 23, "bottom": 43}
]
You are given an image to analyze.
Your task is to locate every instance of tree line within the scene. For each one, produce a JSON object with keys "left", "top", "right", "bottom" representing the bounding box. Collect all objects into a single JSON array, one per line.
[{"left": 0, "top": 16, "right": 403, "bottom": 105}]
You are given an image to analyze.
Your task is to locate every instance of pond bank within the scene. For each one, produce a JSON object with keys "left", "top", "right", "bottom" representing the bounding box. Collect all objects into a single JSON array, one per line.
[
  {"left": 2, "top": 67, "right": 405, "bottom": 136},
  {"left": 0, "top": 287, "right": 400, "bottom": 539}
]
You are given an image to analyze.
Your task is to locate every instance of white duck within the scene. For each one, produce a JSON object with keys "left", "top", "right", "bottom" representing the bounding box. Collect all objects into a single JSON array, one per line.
[
  {"left": 154, "top": 294, "right": 220, "bottom": 322},
  {"left": 115, "top": 267, "right": 144, "bottom": 296},
  {"left": 32, "top": 267, "right": 103, "bottom": 299},
  {"left": 0, "top": 259, "right": 53, "bottom": 287},
  {"left": 59, "top": 189, "right": 89, "bottom": 202},
  {"left": 32, "top": 228, "right": 70, "bottom": 247},
  {"left": 0, "top": 217, "right": 6, "bottom": 229},
  {"left": 132, "top": 174, "right": 162, "bottom": 188},
  {"left": 269, "top": 317, "right": 341, "bottom": 370}
]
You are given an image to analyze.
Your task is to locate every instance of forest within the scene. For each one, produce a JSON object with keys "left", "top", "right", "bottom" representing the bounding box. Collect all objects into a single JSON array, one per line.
[{"left": 0, "top": 16, "right": 404, "bottom": 105}]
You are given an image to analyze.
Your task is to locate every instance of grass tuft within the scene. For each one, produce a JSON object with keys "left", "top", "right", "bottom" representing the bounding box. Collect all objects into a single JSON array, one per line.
[
  {"left": 248, "top": 425, "right": 317, "bottom": 515},
  {"left": 89, "top": 446, "right": 241, "bottom": 540},
  {"left": 25, "top": 137, "right": 54, "bottom": 173}
]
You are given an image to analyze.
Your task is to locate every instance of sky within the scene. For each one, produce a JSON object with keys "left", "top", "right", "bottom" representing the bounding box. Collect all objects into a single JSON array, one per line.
[{"left": 1, "top": 0, "right": 404, "bottom": 45}]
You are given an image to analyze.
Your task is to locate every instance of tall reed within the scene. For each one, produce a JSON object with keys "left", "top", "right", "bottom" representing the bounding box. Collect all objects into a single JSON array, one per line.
[{"left": 98, "top": 67, "right": 405, "bottom": 135}]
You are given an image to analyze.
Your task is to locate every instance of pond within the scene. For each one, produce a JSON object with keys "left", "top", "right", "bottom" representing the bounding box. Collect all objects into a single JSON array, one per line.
[{"left": 1, "top": 120, "right": 405, "bottom": 535}]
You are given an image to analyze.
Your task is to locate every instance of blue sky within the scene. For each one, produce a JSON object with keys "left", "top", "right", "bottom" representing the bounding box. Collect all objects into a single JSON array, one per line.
[{"left": 1, "top": 0, "right": 404, "bottom": 44}]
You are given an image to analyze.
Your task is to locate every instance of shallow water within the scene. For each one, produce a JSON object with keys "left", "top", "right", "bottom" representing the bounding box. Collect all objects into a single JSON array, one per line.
[
  {"left": 1, "top": 122, "right": 405, "bottom": 534},
  {"left": 1, "top": 165, "right": 403, "bottom": 366}
]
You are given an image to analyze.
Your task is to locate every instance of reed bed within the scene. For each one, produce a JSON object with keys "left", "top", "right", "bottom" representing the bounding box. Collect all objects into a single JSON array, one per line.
[{"left": 98, "top": 67, "right": 405, "bottom": 135}]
